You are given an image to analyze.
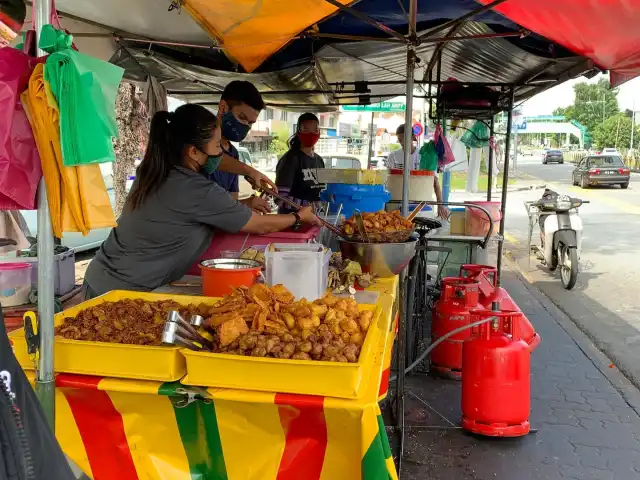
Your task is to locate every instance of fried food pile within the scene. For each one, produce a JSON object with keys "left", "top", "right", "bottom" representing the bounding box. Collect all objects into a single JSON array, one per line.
[
  {"left": 205, "top": 284, "right": 373, "bottom": 363},
  {"left": 55, "top": 299, "right": 211, "bottom": 345},
  {"left": 239, "top": 247, "right": 265, "bottom": 263},
  {"left": 342, "top": 210, "right": 413, "bottom": 236}
]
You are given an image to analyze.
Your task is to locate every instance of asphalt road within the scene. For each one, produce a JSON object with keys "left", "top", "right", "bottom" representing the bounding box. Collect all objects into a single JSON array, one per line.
[{"left": 502, "top": 154, "right": 640, "bottom": 389}]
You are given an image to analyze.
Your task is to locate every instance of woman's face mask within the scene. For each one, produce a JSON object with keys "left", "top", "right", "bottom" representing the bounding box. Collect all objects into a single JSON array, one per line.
[
  {"left": 221, "top": 111, "right": 251, "bottom": 142},
  {"left": 202, "top": 152, "right": 223, "bottom": 175},
  {"left": 297, "top": 131, "right": 320, "bottom": 148}
]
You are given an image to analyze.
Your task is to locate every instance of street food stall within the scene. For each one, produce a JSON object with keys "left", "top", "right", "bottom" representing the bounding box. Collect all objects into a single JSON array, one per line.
[{"left": 3, "top": 0, "right": 640, "bottom": 478}]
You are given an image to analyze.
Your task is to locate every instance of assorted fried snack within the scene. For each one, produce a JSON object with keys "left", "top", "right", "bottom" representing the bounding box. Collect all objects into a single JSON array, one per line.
[
  {"left": 55, "top": 299, "right": 212, "bottom": 345},
  {"left": 54, "top": 286, "right": 374, "bottom": 363},
  {"left": 342, "top": 210, "right": 414, "bottom": 243},
  {"left": 206, "top": 284, "right": 373, "bottom": 363},
  {"left": 239, "top": 247, "right": 265, "bottom": 263}
]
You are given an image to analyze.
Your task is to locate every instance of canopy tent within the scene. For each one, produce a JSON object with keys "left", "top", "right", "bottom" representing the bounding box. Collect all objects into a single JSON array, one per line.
[
  {"left": 111, "top": 20, "right": 592, "bottom": 110},
  {"left": 42, "top": 0, "right": 639, "bottom": 105}
]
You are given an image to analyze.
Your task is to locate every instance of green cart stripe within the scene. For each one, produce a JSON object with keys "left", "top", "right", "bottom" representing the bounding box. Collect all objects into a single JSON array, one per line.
[
  {"left": 361, "top": 415, "right": 393, "bottom": 480},
  {"left": 159, "top": 382, "right": 228, "bottom": 480}
]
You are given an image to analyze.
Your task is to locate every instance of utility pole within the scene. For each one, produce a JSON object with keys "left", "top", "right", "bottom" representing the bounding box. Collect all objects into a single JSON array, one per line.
[
  {"left": 631, "top": 100, "right": 636, "bottom": 152},
  {"left": 366, "top": 111, "right": 375, "bottom": 169}
]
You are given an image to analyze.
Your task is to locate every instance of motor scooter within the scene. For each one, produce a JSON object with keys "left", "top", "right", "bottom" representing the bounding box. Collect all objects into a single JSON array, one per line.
[{"left": 524, "top": 189, "right": 589, "bottom": 290}]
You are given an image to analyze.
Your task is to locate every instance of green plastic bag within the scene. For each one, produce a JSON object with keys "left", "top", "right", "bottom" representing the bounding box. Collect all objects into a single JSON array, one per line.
[
  {"left": 41, "top": 26, "right": 124, "bottom": 166},
  {"left": 460, "top": 121, "right": 489, "bottom": 148},
  {"left": 419, "top": 141, "right": 438, "bottom": 171}
]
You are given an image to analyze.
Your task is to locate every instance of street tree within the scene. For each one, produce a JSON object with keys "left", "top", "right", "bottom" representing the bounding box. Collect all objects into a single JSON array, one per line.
[
  {"left": 553, "top": 78, "right": 620, "bottom": 135},
  {"left": 592, "top": 114, "right": 640, "bottom": 149}
]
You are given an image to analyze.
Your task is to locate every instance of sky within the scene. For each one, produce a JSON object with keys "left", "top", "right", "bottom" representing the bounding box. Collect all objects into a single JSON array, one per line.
[{"left": 520, "top": 74, "right": 640, "bottom": 117}]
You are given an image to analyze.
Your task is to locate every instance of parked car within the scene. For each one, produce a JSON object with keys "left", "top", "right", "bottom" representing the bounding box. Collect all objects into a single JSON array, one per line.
[
  {"left": 542, "top": 149, "right": 564, "bottom": 164},
  {"left": 20, "top": 172, "right": 116, "bottom": 253},
  {"left": 237, "top": 146, "right": 258, "bottom": 199},
  {"left": 321, "top": 153, "right": 362, "bottom": 169},
  {"left": 572, "top": 155, "right": 630, "bottom": 189},
  {"left": 369, "top": 153, "right": 389, "bottom": 170}
]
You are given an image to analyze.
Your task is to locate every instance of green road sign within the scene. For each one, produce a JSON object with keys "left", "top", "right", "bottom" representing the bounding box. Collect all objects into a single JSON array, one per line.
[{"left": 341, "top": 102, "right": 406, "bottom": 112}]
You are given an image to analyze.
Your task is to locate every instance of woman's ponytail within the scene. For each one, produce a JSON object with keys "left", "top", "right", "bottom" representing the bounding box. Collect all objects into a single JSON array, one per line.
[
  {"left": 128, "top": 111, "right": 175, "bottom": 210},
  {"left": 127, "top": 104, "right": 218, "bottom": 210}
]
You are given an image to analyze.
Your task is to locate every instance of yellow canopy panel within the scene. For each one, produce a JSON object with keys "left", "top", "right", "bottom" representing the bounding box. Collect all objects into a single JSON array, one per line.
[{"left": 184, "top": 0, "right": 354, "bottom": 72}]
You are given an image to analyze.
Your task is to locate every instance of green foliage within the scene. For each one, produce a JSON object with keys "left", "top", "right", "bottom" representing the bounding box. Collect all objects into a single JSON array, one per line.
[
  {"left": 593, "top": 114, "right": 640, "bottom": 149},
  {"left": 268, "top": 124, "right": 293, "bottom": 158},
  {"left": 560, "top": 78, "right": 620, "bottom": 136},
  {"left": 388, "top": 143, "right": 401, "bottom": 152},
  {"left": 553, "top": 106, "right": 567, "bottom": 116},
  {"left": 268, "top": 137, "right": 289, "bottom": 157}
]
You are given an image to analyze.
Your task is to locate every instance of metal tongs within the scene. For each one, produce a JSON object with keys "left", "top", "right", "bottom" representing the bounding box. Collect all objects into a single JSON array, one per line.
[
  {"left": 256, "top": 185, "right": 343, "bottom": 236},
  {"left": 353, "top": 209, "right": 370, "bottom": 243},
  {"left": 162, "top": 311, "right": 213, "bottom": 351}
]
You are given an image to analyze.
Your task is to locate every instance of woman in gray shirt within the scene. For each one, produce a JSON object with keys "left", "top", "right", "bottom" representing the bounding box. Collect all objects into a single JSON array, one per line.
[{"left": 84, "top": 104, "right": 318, "bottom": 297}]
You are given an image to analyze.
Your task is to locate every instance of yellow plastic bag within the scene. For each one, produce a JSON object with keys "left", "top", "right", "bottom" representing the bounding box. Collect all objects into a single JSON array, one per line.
[{"left": 21, "top": 63, "right": 116, "bottom": 237}]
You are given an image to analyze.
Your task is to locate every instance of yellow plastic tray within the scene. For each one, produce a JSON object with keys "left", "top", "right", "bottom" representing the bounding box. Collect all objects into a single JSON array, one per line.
[
  {"left": 181, "top": 304, "right": 383, "bottom": 399},
  {"left": 9, "top": 291, "right": 222, "bottom": 382}
]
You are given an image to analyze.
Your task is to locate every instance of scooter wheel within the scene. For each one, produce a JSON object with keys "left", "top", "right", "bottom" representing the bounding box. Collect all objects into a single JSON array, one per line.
[{"left": 560, "top": 246, "right": 578, "bottom": 290}]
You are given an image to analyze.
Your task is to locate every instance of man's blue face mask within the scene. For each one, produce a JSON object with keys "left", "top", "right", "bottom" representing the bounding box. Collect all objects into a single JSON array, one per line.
[{"left": 221, "top": 111, "right": 251, "bottom": 142}]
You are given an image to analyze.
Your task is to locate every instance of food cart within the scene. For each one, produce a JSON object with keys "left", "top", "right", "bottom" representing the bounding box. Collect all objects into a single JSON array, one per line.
[{"left": 6, "top": 0, "right": 639, "bottom": 478}]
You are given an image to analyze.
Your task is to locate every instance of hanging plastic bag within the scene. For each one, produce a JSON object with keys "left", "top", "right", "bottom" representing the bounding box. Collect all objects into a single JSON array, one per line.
[
  {"left": 434, "top": 124, "right": 455, "bottom": 168},
  {"left": 0, "top": 47, "right": 42, "bottom": 210},
  {"left": 22, "top": 63, "right": 116, "bottom": 237},
  {"left": 419, "top": 141, "right": 438, "bottom": 171},
  {"left": 460, "top": 121, "right": 489, "bottom": 149},
  {"left": 41, "top": 26, "right": 124, "bottom": 166}
]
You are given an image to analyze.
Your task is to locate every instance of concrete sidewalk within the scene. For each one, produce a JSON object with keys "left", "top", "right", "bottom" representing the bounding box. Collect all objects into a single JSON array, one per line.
[{"left": 401, "top": 266, "right": 640, "bottom": 480}]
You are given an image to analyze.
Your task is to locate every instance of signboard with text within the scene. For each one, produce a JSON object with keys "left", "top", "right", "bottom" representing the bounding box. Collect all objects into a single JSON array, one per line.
[{"left": 341, "top": 102, "right": 406, "bottom": 112}]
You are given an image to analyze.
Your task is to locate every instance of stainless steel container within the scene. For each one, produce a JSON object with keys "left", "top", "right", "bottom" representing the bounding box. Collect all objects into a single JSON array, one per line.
[
  {"left": 200, "top": 258, "right": 262, "bottom": 270},
  {"left": 339, "top": 238, "right": 418, "bottom": 277}
]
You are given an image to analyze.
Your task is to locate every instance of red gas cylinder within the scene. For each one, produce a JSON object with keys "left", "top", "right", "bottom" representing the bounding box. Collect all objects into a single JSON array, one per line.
[
  {"left": 431, "top": 277, "right": 480, "bottom": 379},
  {"left": 461, "top": 310, "right": 531, "bottom": 437},
  {"left": 459, "top": 264, "right": 541, "bottom": 351}
]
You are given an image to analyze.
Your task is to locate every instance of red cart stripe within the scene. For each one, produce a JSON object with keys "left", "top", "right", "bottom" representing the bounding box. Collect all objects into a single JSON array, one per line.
[
  {"left": 275, "top": 393, "right": 327, "bottom": 480},
  {"left": 378, "top": 368, "right": 391, "bottom": 397},
  {"left": 61, "top": 376, "right": 138, "bottom": 480}
]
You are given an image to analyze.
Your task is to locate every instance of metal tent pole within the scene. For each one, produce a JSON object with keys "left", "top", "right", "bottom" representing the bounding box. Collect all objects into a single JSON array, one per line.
[
  {"left": 496, "top": 88, "right": 515, "bottom": 286},
  {"left": 487, "top": 117, "right": 495, "bottom": 200},
  {"left": 401, "top": 49, "right": 416, "bottom": 216},
  {"left": 34, "top": 0, "right": 56, "bottom": 429},
  {"left": 394, "top": 1, "right": 418, "bottom": 473},
  {"left": 367, "top": 111, "right": 375, "bottom": 169}
]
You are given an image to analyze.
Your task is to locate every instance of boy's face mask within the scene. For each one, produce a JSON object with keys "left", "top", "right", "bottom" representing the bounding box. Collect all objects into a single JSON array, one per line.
[{"left": 221, "top": 111, "right": 251, "bottom": 142}]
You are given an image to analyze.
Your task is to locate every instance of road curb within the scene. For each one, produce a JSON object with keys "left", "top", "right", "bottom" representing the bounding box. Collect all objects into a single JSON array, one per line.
[{"left": 503, "top": 251, "right": 640, "bottom": 416}]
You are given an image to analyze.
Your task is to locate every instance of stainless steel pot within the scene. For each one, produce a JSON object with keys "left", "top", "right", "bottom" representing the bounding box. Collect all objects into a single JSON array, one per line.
[{"left": 339, "top": 238, "right": 418, "bottom": 277}]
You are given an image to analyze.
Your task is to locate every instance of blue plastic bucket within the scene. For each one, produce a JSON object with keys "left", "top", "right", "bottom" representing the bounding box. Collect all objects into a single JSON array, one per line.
[{"left": 320, "top": 184, "right": 391, "bottom": 217}]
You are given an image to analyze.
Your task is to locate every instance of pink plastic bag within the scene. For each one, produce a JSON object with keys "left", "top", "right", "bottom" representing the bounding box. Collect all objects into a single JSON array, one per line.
[
  {"left": 434, "top": 124, "right": 455, "bottom": 168},
  {"left": 0, "top": 47, "right": 42, "bottom": 210}
]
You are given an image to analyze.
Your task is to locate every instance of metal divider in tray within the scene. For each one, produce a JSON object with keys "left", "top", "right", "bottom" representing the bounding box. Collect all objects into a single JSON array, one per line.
[
  {"left": 9, "top": 291, "right": 222, "bottom": 382},
  {"left": 180, "top": 303, "right": 383, "bottom": 399}
]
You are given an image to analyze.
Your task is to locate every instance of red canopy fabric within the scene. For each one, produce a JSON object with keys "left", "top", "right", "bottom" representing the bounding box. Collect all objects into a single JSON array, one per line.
[{"left": 478, "top": 0, "right": 640, "bottom": 86}]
